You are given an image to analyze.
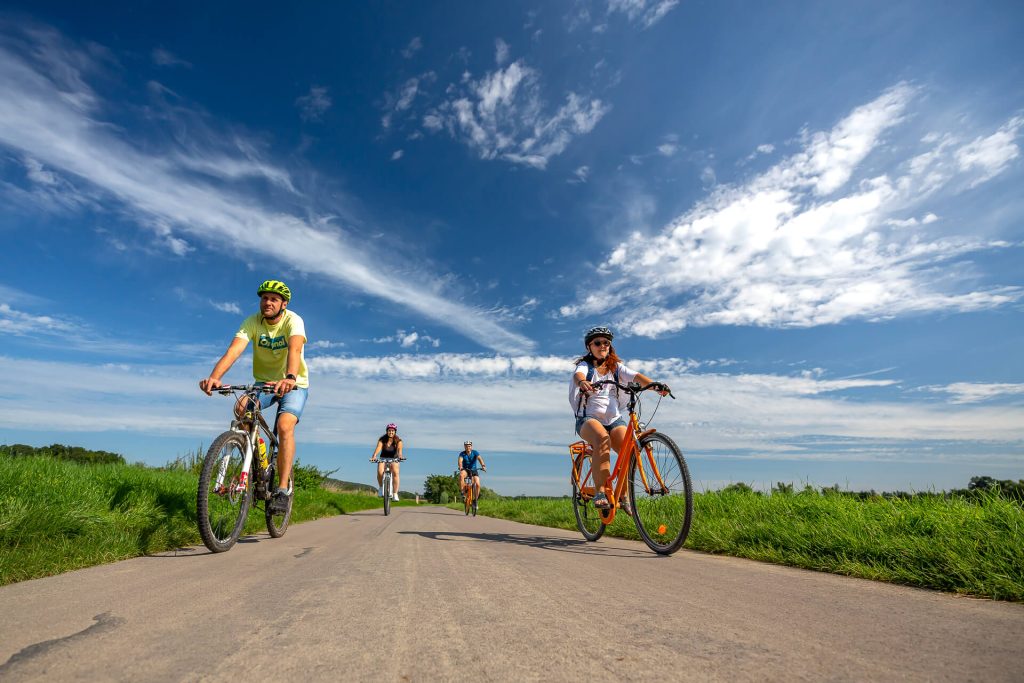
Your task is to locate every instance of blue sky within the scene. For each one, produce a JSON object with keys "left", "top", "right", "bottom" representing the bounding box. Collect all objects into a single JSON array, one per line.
[{"left": 1, "top": 1, "right": 1022, "bottom": 495}]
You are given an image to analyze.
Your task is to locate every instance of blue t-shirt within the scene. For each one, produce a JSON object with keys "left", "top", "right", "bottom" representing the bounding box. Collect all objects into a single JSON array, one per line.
[{"left": 459, "top": 450, "right": 481, "bottom": 471}]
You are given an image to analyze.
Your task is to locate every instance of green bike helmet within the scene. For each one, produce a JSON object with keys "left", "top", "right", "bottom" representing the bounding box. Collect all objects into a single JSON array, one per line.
[{"left": 256, "top": 279, "right": 291, "bottom": 301}]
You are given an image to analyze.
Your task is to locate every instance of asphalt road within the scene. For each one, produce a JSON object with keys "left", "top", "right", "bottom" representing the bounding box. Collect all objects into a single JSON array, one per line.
[{"left": 1, "top": 506, "right": 1022, "bottom": 682}]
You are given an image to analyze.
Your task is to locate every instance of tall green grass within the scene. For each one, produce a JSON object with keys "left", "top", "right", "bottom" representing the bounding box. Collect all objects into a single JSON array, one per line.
[
  {"left": 460, "top": 490, "right": 1024, "bottom": 601},
  {"left": 0, "top": 455, "right": 398, "bottom": 586}
]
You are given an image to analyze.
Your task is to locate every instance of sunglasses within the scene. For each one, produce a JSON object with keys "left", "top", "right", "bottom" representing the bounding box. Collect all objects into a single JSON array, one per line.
[{"left": 590, "top": 339, "right": 611, "bottom": 347}]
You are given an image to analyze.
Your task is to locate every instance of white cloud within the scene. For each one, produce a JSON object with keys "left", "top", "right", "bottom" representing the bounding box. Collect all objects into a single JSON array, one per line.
[
  {"left": 563, "top": 83, "right": 1023, "bottom": 335},
  {"left": 210, "top": 300, "right": 241, "bottom": 315},
  {"left": 657, "top": 142, "right": 678, "bottom": 157},
  {"left": 607, "top": 0, "right": 679, "bottom": 28},
  {"left": 391, "top": 149, "right": 404, "bottom": 161},
  {"left": 309, "top": 339, "right": 346, "bottom": 350},
  {"left": 955, "top": 116, "right": 1023, "bottom": 187},
  {"left": 569, "top": 165, "right": 590, "bottom": 184},
  {"left": 928, "top": 382, "right": 1024, "bottom": 404},
  {"left": 0, "top": 22, "right": 534, "bottom": 352},
  {"left": 423, "top": 60, "right": 610, "bottom": 169},
  {"left": 151, "top": 47, "right": 191, "bottom": 68},
  {"left": 0, "top": 303, "right": 78, "bottom": 335},
  {"left": 401, "top": 36, "right": 423, "bottom": 59},
  {"left": 381, "top": 73, "right": 434, "bottom": 129},
  {"left": 495, "top": 38, "right": 510, "bottom": 65},
  {"left": 369, "top": 329, "right": 441, "bottom": 349},
  {"left": 295, "top": 85, "right": 332, "bottom": 122}
]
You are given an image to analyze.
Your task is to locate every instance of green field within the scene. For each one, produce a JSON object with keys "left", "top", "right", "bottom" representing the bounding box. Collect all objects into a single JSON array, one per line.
[
  {"left": 453, "top": 489, "right": 1024, "bottom": 601},
  {"left": 0, "top": 454, "right": 408, "bottom": 586}
]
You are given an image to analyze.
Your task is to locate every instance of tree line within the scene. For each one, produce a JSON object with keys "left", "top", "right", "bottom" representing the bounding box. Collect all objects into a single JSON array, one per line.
[{"left": 1, "top": 443, "right": 126, "bottom": 465}]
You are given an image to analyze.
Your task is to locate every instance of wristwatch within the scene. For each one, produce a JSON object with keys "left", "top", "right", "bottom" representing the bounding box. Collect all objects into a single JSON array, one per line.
[{"left": 285, "top": 373, "right": 297, "bottom": 381}]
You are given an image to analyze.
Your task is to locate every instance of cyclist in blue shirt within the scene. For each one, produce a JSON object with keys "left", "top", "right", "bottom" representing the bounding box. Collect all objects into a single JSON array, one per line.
[{"left": 458, "top": 441, "right": 486, "bottom": 503}]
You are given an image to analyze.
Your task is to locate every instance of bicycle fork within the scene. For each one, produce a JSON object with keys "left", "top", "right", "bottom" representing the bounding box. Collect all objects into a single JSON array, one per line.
[{"left": 214, "top": 434, "right": 255, "bottom": 496}]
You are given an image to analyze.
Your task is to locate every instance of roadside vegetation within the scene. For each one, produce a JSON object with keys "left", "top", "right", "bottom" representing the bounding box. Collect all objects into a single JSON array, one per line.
[
  {"left": 0, "top": 447, "right": 411, "bottom": 586},
  {"left": 448, "top": 481, "right": 1024, "bottom": 602}
]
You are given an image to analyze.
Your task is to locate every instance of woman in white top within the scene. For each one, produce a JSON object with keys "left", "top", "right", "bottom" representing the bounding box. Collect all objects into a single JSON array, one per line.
[{"left": 569, "top": 326, "right": 669, "bottom": 510}]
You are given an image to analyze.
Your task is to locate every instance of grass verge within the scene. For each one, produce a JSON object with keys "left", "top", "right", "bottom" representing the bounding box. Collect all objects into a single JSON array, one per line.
[
  {"left": 454, "top": 490, "right": 1024, "bottom": 601},
  {"left": 0, "top": 455, "right": 409, "bottom": 586}
]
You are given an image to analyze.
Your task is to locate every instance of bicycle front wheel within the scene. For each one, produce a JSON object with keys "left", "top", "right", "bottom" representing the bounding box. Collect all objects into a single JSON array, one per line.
[
  {"left": 197, "top": 431, "right": 252, "bottom": 553},
  {"left": 265, "top": 465, "right": 292, "bottom": 538},
  {"left": 383, "top": 473, "right": 391, "bottom": 516},
  {"left": 572, "top": 453, "right": 606, "bottom": 542},
  {"left": 464, "top": 486, "right": 472, "bottom": 515},
  {"left": 629, "top": 432, "right": 693, "bottom": 555}
]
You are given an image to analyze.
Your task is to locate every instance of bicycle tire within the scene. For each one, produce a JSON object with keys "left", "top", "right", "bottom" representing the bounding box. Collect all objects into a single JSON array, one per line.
[
  {"left": 572, "top": 453, "right": 606, "bottom": 541},
  {"left": 265, "top": 464, "right": 292, "bottom": 538},
  {"left": 197, "top": 431, "right": 252, "bottom": 553},
  {"left": 629, "top": 432, "right": 693, "bottom": 555},
  {"left": 464, "top": 484, "right": 472, "bottom": 515},
  {"left": 383, "top": 472, "right": 391, "bottom": 516}
]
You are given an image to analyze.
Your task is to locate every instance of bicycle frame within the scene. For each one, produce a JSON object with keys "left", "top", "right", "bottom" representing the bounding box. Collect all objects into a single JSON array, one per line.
[
  {"left": 570, "top": 385, "right": 670, "bottom": 525},
  {"left": 214, "top": 386, "right": 279, "bottom": 496},
  {"left": 377, "top": 457, "right": 402, "bottom": 493}
]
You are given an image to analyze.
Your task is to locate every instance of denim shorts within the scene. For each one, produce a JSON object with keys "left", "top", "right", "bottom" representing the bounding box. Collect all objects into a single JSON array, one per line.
[
  {"left": 575, "top": 415, "right": 627, "bottom": 436},
  {"left": 254, "top": 384, "right": 308, "bottom": 421}
]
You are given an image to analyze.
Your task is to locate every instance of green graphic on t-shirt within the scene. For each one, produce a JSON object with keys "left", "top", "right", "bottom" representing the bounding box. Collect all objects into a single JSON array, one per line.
[{"left": 257, "top": 334, "right": 288, "bottom": 350}]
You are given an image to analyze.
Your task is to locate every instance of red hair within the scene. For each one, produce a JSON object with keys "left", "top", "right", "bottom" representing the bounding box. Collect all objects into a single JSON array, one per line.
[{"left": 575, "top": 345, "right": 620, "bottom": 374}]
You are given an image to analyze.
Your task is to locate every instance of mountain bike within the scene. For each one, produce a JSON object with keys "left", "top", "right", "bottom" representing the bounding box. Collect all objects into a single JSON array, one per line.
[
  {"left": 197, "top": 384, "right": 293, "bottom": 552},
  {"left": 568, "top": 381, "right": 692, "bottom": 555},
  {"left": 372, "top": 456, "right": 404, "bottom": 515}
]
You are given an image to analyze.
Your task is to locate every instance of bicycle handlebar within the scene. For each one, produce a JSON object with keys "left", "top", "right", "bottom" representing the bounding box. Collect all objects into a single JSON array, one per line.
[
  {"left": 215, "top": 384, "right": 278, "bottom": 395},
  {"left": 588, "top": 379, "right": 675, "bottom": 399},
  {"left": 370, "top": 457, "right": 406, "bottom": 462}
]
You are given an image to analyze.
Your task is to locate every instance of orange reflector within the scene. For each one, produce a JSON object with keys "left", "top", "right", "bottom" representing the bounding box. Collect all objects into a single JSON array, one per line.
[{"left": 657, "top": 524, "right": 667, "bottom": 534}]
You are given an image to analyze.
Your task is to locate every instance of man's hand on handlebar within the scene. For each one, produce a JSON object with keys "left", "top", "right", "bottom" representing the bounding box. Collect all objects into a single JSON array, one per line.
[{"left": 199, "top": 377, "right": 223, "bottom": 396}]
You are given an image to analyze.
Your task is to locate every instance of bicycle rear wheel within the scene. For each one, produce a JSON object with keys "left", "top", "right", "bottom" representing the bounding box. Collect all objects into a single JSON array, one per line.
[
  {"left": 629, "top": 432, "right": 693, "bottom": 555},
  {"left": 572, "top": 453, "right": 605, "bottom": 541},
  {"left": 383, "top": 472, "right": 392, "bottom": 516},
  {"left": 265, "top": 463, "right": 293, "bottom": 538},
  {"left": 197, "top": 431, "right": 252, "bottom": 553}
]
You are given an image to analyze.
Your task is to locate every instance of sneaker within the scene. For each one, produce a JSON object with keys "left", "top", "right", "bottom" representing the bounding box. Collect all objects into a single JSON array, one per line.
[
  {"left": 379, "top": 487, "right": 385, "bottom": 497},
  {"left": 392, "top": 493, "right": 399, "bottom": 501},
  {"left": 270, "top": 488, "right": 290, "bottom": 513}
]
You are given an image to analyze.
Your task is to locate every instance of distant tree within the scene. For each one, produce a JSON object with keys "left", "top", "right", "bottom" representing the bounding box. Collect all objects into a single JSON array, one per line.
[
  {"left": 423, "top": 473, "right": 460, "bottom": 503},
  {"left": 773, "top": 482, "right": 794, "bottom": 495},
  {"left": 722, "top": 482, "right": 755, "bottom": 494},
  {"left": 969, "top": 476, "right": 997, "bottom": 491}
]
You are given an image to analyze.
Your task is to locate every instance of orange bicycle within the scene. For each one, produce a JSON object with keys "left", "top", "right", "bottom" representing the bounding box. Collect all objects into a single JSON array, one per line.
[{"left": 569, "top": 380, "right": 693, "bottom": 555}]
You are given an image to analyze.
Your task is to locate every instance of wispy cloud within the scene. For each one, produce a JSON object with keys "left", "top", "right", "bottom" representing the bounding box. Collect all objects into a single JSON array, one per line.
[
  {"left": 562, "top": 83, "right": 1023, "bottom": 335},
  {"left": 422, "top": 59, "right": 609, "bottom": 169},
  {"left": 368, "top": 329, "right": 441, "bottom": 349},
  {"left": 381, "top": 72, "right": 435, "bottom": 129},
  {"left": 0, "top": 21, "right": 534, "bottom": 352},
  {"left": 927, "top": 382, "right": 1024, "bottom": 404},
  {"left": 151, "top": 47, "right": 191, "bottom": 68},
  {"left": 607, "top": 0, "right": 679, "bottom": 28},
  {"left": 401, "top": 36, "right": 422, "bottom": 59},
  {"left": 569, "top": 164, "right": 590, "bottom": 184},
  {"left": 390, "top": 149, "right": 404, "bottom": 161},
  {"left": 295, "top": 85, "right": 332, "bottom": 122},
  {"left": 495, "top": 38, "right": 510, "bottom": 65},
  {"left": 0, "top": 303, "right": 78, "bottom": 335},
  {"left": 209, "top": 300, "right": 241, "bottom": 315}
]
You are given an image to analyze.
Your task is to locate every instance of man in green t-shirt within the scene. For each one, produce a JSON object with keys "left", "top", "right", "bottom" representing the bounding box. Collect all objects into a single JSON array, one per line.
[{"left": 199, "top": 279, "right": 309, "bottom": 512}]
